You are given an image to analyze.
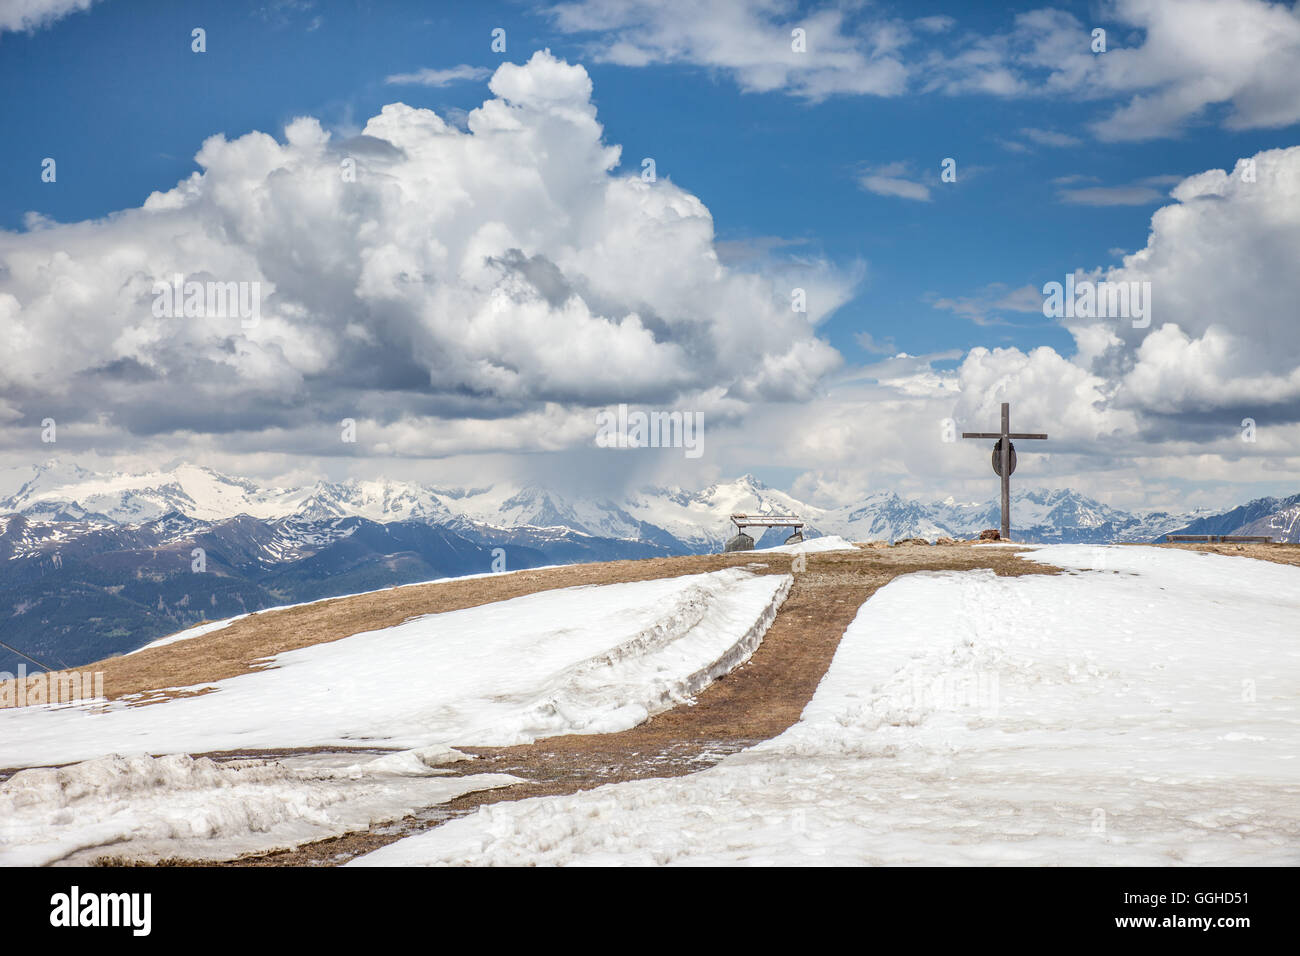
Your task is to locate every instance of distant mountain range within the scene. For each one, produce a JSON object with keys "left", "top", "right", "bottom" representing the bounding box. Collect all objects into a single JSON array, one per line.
[{"left": 1, "top": 461, "right": 1293, "bottom": 670}]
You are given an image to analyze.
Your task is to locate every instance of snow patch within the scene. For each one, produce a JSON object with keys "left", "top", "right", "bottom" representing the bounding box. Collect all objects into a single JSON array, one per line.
[
  {"left": 754, "top": 534, "right": 858, "bottom": 555},
  {"left": 0, "top": 751, "right": 518, "bottom": 866},
  {"left": 0, "top": 569, "right": 791, "bottom": 766}
]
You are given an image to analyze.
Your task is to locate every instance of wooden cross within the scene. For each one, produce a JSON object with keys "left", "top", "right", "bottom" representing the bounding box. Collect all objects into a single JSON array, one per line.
[{"left": 961, "top": 402, "right": 1048, "bottom": 541}]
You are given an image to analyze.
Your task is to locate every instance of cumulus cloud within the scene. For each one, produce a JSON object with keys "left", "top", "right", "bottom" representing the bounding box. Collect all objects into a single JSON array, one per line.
[
  {"left": 785, "top": 144, "right": 1300, "bottom": 508},
  {"left": 951, "top": 346, "right": 1138, "bottom": 445},
  {"left": 908, "top": 146, "right": 1300, "bottom": 437},
  {"left": 1092, "top": 147, "right": 1300, "bottom": 420},
  {"left": 689, "top": 143, "right": 1300, "bottom": 509},
  {"left": 0, "top": 51, "right": 846, "bottom": 459},
  {"left": 1085, "top": 0, "right": 1300, "bottom": 139}
]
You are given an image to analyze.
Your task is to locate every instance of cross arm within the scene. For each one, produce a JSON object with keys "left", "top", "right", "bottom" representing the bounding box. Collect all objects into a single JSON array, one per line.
[{"left": 960, "top": 432, "right": 1048, "bottom": 439}]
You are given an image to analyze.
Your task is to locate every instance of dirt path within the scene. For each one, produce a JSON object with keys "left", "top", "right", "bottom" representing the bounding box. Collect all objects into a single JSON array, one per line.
[{"left": 127, "top": 544, "right": 1060, "bottom": 867}]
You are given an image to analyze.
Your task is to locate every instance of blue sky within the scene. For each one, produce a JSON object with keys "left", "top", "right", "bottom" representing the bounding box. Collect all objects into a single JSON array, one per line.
[{"left": 2, "top": 0, "right": 1300, "bottom": 511}]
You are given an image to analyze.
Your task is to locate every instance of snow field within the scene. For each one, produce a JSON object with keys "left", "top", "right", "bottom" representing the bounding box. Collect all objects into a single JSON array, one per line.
[
  {"left": 127, "top": 562, "right": 564, "bottom": 655},
  {"left": 352, "top": 546, "right": 1300, "bottom": 866},
  {"left": 1, "top": 568, "right": 790, "bottom": 767},
  {"left": 0, "top": 568, "right": 790, "bottom": 863}
]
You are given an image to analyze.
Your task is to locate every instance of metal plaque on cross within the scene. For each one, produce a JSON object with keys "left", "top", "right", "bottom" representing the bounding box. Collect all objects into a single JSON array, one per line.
[{"left": 991, "top": 438, "right": 1016, "bottom": 477}]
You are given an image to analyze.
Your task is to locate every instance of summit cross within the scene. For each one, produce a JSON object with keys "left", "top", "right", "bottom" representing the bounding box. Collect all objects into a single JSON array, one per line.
[{"left": 961, "top": 402, "right": 1048, "bottom": 541}]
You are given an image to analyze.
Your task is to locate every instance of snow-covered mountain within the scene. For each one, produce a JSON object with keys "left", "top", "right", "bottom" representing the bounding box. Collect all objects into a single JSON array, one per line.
[
  {"left": 0, "top": 461, "right": 1289, "bottom": 672},
  {"left": 0, "top": 462, "right": 307, "bottom": 523},
  {"left": 623, "top": 476, "right": 825, "bottom": 550},
  {"left": 1154, "top": 492, "right": 1300, "bottom": 543},
  {"left": 1238, "top": 497, "right": 1300, "bottom": 541},
  {"left": 825, "top": 487, "right": 1210, "bottom": 545},
  {"left": 0, "top": 460, "right": 1244, "bottom": 546}
]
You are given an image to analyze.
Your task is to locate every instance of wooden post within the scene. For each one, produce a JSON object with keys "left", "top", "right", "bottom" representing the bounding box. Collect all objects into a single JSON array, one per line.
[{"left": 1000, "top": 402, "right": 1011, "bottom": 540}]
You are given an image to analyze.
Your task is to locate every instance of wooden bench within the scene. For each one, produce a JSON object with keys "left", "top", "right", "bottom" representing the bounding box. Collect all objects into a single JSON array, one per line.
[{"left": 726, "top": 514, "right": 804, "bottom": 552}]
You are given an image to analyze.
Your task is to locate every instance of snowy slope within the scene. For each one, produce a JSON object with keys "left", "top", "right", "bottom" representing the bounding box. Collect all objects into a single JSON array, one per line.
[
  {"left": 352, "top": 546, "right": 1300, "bottom": 866},
  {"left": 125, "top": 564, "right": 564, "bottom": 656},
  {"left": 0, "top": 567, "right": 789, "bottom": 864},
  {"left": 0, "top": 569, "right": 789, "bottom": 765}
]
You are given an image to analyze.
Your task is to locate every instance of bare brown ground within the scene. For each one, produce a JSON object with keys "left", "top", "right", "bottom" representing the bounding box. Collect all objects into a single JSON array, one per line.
[
  {"left": 91, "top": 543, "right": 1061, "bottom": 867},
  {"left": 44, "top": 553, "right": 802, "bottom": 704},
  {"left": 1149, "top": 541, "right": 1300, "bottom": 568}
]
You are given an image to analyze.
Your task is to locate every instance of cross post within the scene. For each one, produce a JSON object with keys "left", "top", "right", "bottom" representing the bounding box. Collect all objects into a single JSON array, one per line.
[{"left": 961, "top": 402, "right": 1048, "bottom": 541}]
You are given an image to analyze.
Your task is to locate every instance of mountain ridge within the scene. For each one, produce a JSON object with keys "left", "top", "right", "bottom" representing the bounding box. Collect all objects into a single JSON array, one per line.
[
  {"left": 1, "top": 462, "right": 1293, "bottom": 671},
  {"left": 0, "top": 460, "right": 1275, "bottom": 546}
]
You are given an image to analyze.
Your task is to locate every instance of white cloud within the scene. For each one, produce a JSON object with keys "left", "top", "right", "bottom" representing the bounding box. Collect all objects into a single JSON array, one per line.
[
  {"left": 547, "top": 0, "right": 908, "bottom": 100},
  {"left": 1095, "top": 147, "right": 1300, "bottom": 416},
  {"left": 951, "top": 345, "right": 1137, "bottom": 444},
  {"left": 0, "top": 0, "right": 98, "bottom": 34},
  {"left": 858, "top": 162, "right": 930, "bottom": 201},
  {"left": 940, "top": 0, "right": 1300, "bottom": 140},
  {"left": 937, "top": 148, "right": 1300, "bottom": 434},
  {"left": 549, "top": 0, "right": 1300, "bottom": 140},
  {"left": 985, "top": 149, "right": 1300, "bottom": 440},
  {"left": 384, "top": 64, "right": 492, "bottom": 87},
  {"left": 790, "top": 145, "right": 1300, "bottom": 507},
  {"left": 929, "top": 283, "right": 1043, "bottom": 325},
  {"left": 1088, "top": 0, "right": 1300, "bottom": 139},
  {"left": 913, "top": 16, "right": 955, "bottom": 35},
  {"left": 0, "top": 51, "right": 848, "bottom": 460},
  {"left": 854, "top": 331, "right": 896, "bottom": 355},
  {"left": 1019, "top": 127, "right": 1081, "bottom": 147}
]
